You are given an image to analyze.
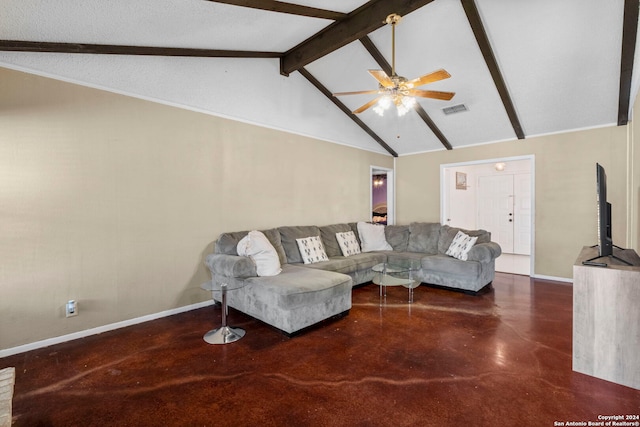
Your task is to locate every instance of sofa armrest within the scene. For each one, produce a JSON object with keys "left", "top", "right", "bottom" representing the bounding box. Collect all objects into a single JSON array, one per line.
[
  {"left": 466, "top": 242, "right": 502, "bottom": 263},
  {"left": 205, "top": 254, "right": 257, "bottom": 278}
]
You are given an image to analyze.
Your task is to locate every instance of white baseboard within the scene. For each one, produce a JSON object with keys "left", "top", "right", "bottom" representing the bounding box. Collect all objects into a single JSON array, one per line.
[
  {"left": 0, "top": 300, "right": 215, "bottom": 359},
  {"left": 531, "top": 273, "right": 573, "bottom": 284}
]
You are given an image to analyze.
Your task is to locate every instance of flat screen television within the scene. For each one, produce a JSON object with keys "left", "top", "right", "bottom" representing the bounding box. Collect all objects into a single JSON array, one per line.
[
  {"left": 582, "top": 163, "right": 630, "bottom": 266},
  {"left": 596, "top": 163, "right": 612, "bottom": 258}
]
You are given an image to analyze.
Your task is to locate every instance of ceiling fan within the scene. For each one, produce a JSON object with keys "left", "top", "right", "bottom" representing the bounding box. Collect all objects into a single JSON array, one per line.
[{"left": 333, "top": 13, "right": 455, "bottom": 116}]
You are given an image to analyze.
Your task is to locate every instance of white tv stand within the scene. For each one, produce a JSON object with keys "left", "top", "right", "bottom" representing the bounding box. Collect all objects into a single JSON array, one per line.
[{"left": 573, "top": 246, "right": 640, "bottom": 390}]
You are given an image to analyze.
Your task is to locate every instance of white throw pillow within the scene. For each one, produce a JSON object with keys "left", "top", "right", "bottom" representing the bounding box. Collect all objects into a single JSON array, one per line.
[
  {"left": 295, "top": 236, "right": 329, "bottom": 264},
  {"left": 445, "top": 230, "right": 478, "bottom": 261},
  {"left": 336, "top": 231, "right": 361, "bottom": 257},
  {"left": 357, "top": 221, "right": 392, "bottom": 252},
  {"left": 237, "top": 230, "right": 282, "bottom": 276}
]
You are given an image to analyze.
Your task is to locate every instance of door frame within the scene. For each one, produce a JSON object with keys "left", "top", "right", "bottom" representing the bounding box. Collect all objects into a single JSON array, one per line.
[
  {"left": 440, "top": 155, "right": 535, "bottom": 276},
  {"left": 371, "top": 165, "right": 395, "bottom": 225}
]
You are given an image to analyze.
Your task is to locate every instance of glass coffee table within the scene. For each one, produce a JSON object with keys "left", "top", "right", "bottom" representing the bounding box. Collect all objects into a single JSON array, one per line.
[
  {"left": 372, "top": 262, "right": 420, "bottom": 303},
  {"left": 200, "top": 280, "right": 246, "bottom": 344}
]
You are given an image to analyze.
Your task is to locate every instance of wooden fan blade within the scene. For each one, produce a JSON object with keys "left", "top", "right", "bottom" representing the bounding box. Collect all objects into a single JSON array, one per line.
[
  {"left": 353, "top": 97, "right": 382, "bottom": 114},
  {"left": 333, "top": 89, "right": 380, "bottom": 97},
  {"left": 407, "top": 69, "right": 451, "bottom": 88},
  {"left": 368, "top": 70, "right": 394, "bottom": 88},
  {"left": 409, "top": 89, "right": 456, "bottom": 101}
]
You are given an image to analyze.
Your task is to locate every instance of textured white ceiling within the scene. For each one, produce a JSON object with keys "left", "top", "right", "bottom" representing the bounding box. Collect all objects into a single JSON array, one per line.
[
  {"left": 2, "top": 0, "right": 332, "bottom": 51},
  {"left": 1, "top": 0, "right": 638, "bottom": 156},
  {"left": 476, "top": 0, "right": 625, "bottom": 136}
]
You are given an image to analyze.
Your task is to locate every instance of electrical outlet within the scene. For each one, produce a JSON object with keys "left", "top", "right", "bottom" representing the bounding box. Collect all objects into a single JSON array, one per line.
[{"left": 66, "top": 300, "right": 78, "bottom": 317}]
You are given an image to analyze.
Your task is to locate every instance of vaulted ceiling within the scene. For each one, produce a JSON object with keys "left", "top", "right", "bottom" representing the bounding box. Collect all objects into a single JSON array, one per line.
[{"left": 1, "top": 0, "right": 638, "bottom": 156}]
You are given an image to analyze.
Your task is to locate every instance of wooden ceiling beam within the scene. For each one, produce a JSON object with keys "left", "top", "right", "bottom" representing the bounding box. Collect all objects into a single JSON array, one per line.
[
  {"left": 280, "top": 0, "right": 435, "bottom": 76},
  {"left": 205, "top": 1, "right": 347, "bottom": 20},
  {"left": 359, "top": 36, "right": 392, "bottom": 76},
  {"left": 0, "top": 40, "right": 281, "bottom": 58},
  {"left": 414, "top": 106, "right": 452, "bottom": 150},
  {"left": 461, "top": 0, "right": 525, "bottom": 140},
  {"left": 298, "top": 68, "right": 398, "bottom": 157},
  {"left": 360, "top": 36, "right": 453, "bottom": 151},
  {"left": 617, "top": 0, "right": 639, "bottom": 126}
]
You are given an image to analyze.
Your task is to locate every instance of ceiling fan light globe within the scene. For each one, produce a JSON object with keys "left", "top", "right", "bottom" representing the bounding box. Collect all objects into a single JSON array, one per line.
[
  {"left": 397, "top": 104, "right": 409, "bottom": 117},
  {"left": 378, "top": 96, "right": 392, "bottom": 109},
  {"left": 373, "top": 96, "right": 392, "bottom": 116},
  {"left": 401, "top": 96, "right": 416, "bottom": 108}
]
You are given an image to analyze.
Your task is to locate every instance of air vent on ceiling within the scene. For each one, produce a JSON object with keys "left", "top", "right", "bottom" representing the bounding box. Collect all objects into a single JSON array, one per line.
[{"left": 442, "top": 104, "right": 468, "bottom": 115}]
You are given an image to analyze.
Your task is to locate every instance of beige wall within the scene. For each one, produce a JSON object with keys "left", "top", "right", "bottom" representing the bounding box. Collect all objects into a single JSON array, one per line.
[
  {"left": 0, "top": 68, "right": 392, "bottom": 351},
  {"left": 3, "top": 64, "right": 639, "bottom": 352},
  {"left": 396, "top": 124, "right": 634, "bottom": 279}
]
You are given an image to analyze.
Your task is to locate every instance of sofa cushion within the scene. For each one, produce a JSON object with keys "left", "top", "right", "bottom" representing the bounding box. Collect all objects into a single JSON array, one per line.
[
  {"left": 421, "top": 254, "right": 481, "bottom": 276},
  {"left": 215, "top": 230, "right": 248, "bottom": 255},
  {"left": 263, "top": 229, "right": 288, "bottom": 264},
  {"left": 296, "top": 236, "right": 329, "bottom": 264},
  {"left": 348, "top": 222, "right": 361, "bottom": 246},
  {"left": 357, "top": 222, "right": 392, "bottom": 251},
  {"left": 386, "top": 251, "right": 425, "bottom": 269},
  {"left": 407, "top": 222, "right": 441, "bottom": 254},
  {"left": 438, "top": 225, "right": 491, "bottom": 254},
  {"left": 279, "top": 225, "right": 321, "bottom": 264},
  {"left": 385, "top": 225, "right": 410, "bottom": 252},
  {"left": 237, "top": 231, "right": 282, "bottom": 276},
  {"left": 319, "top": 223, "right": 353, "bottom": 257},
  {"left": 336, "top": 231, "right": 361, "bottom": 257}
]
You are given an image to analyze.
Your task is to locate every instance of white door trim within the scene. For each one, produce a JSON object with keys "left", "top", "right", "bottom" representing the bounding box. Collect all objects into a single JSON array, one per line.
[
  {"left": 440, "top": 155, "right": 536, "bottom": 276},
  {"left": 371, "top": 165, "right": 395, "bottom": 225}
]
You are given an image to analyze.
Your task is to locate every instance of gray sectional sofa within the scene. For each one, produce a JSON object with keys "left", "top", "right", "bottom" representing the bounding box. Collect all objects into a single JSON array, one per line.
[{"left": 205, "top": 222, "right": 501, "bottom": 335}]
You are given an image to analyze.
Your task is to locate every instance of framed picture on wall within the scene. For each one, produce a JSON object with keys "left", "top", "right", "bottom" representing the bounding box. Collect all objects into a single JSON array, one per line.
[{"left": 456, "top": 172, "right": 467, "bottom": 190}]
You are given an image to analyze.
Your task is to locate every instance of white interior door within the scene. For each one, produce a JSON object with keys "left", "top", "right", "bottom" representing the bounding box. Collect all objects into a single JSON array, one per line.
[
  {"left": 513, "top": 173, "right": 532, "bottom": 255},
  {"left": 447, "top": 169, "right": 475, "bottom": 228},
  {"left": 477, "top": 175, "right": 514, "bottom": 253}
]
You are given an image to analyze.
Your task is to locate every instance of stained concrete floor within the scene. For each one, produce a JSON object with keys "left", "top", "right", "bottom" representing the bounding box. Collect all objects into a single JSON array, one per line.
[{"left": 1, "top": 273, "right": 639, "bottom": 426}]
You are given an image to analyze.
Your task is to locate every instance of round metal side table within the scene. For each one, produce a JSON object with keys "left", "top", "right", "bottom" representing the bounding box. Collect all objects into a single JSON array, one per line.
[{"left": 200, "top": 280, "right": 246, "bottom": 344}]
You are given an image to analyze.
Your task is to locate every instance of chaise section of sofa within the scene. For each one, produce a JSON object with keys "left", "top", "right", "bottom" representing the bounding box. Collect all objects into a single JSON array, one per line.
[
  {"left": 205, "top": 227, "right": 353, "bottom": 335},
  {"left": 222, "top": 264, "right": 352, "bottom": 335}
]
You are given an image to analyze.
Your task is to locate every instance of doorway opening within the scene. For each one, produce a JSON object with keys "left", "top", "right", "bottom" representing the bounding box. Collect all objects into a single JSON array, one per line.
[
  {"left": 371, "top": 166, "right": 395, "bottom": 225},
  {"left": 440, "top": 156, "right": 535, "bottom": 276}
]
